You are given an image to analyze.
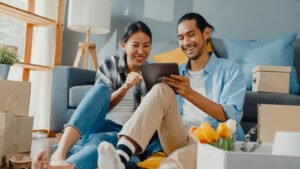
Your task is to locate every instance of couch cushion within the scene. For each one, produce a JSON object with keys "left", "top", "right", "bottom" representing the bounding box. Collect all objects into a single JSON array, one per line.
[
  {"left": 211, "top": 38, "right": 228, "bottom": 58},
  {"left": 222, "top": 32, "right": 299, "bottom": 94},
  {"left": 148, "top": 41, "right": 178, "bottom": 63},
  {"left": 294, "top": 39, "right": 300, "bottom": 79},
  {"left": 150, "top": 41, "right": 213, "bottom": 65},
  {"left": 243, "top": 91, "right": 300, "bottom": 123},
  {"left": 69, "top": 85, "right": 93, "bottom": 108},
  {"left": 152, "top": 47, "right": 188, "bottom": 65}
]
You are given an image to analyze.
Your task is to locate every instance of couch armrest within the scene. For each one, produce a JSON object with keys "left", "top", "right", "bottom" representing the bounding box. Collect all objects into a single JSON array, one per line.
[
  {"left": 50, "top": 66, "right": 96, "bottom": 132},
  {"left": 242, "top": 91, "right": 300, "bottom": 134},
  {"left": 243, "top": 91, "right": 300, "bottom": 123}
]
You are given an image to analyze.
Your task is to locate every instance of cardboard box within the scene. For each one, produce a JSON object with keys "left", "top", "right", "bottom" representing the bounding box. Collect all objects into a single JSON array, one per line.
[
  {"left": 0, "top": 112, "right": 15, "bottom": 165},
  {"left": 0, "top": 80, "right": 31, "bottom": 117},
  {"left": 197, "top": 142, "right": 300, "bottom": 169},
  {"left": 11, "top": 116, "right": 34, "bottom": 153},
  {"left": 258, "top": 104, "right": 300, "bottom": 143},
  {"left": 252, "top": 65, "right": 291, "bottom": 93}
]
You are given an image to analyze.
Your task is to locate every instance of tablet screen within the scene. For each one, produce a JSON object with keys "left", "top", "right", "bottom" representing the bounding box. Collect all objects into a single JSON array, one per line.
[{"left": 141, "top": 63, "right": 179, "bottom": 91}]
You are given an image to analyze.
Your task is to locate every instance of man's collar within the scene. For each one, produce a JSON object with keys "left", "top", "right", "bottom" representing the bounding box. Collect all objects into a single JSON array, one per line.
[
  {"left": 181, "top": 53, "right": 218, "bottom": 76},
  {"left": 203, "top": 53, "right": 218, "bottom": 76}
]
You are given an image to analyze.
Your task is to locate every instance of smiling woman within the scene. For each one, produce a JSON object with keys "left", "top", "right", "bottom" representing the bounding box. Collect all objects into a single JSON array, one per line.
[{"left": 32, "top": 21, "right": 162, "bottom": 169}]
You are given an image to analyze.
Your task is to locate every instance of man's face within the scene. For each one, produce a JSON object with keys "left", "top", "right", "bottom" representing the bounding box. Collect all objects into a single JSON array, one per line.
[{"left": 177, "top": 20, "right": 210, "bottom": 60}]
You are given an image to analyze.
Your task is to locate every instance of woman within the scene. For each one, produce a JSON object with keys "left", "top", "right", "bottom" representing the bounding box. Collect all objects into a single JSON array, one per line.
[{"left": 33, "top": 21, "right": 157, "bottom": 169}]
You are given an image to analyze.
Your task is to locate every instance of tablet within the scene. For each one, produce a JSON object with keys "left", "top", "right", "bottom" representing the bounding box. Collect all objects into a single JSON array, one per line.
[{"left": 141, "top": 63, "right": 179, "bottom": 91}]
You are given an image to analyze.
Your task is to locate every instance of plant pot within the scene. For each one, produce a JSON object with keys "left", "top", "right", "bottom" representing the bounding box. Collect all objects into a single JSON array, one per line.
[{"left": 0, "top": 64, "right": 10, "bottom": 79}]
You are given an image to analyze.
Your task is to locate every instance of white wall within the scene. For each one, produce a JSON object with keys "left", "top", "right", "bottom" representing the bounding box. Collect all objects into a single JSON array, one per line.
[
  {"left": 193, "top": 0, "right": 300, "bottom": 39},
  {"left": 62, "top": 0, "right": 300, "bottom": 66}
]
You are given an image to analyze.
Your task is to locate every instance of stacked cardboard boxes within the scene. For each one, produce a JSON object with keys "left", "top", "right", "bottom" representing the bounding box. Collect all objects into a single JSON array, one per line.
[{"left": 0, "top": 80, "right": 33, "bottom": 165}]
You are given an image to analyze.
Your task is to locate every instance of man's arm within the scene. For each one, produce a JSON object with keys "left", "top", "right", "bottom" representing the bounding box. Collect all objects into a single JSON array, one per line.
[{"left": 163, "top": 74, "right": 227, "bottom": 122}]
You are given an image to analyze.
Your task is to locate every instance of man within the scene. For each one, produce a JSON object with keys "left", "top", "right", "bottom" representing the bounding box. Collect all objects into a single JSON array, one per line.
[{"left": 98, "top": 12, "right": 246, "bottom": 169}]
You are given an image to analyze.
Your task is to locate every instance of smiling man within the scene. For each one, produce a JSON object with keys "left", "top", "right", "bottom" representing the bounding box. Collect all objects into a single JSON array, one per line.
[{"left": 98, "top": 13, "right": 247, "bottom": 169}]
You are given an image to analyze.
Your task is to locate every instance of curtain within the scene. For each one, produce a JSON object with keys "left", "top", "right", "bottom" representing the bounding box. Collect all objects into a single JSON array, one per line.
[{"left": 28, "top": 0, "right": 57, "bottom": 130}]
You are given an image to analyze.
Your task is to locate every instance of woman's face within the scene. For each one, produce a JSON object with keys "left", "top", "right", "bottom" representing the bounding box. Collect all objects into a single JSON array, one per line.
[{"left": 121, "top": 31, "right": 151, "bottom": 72}]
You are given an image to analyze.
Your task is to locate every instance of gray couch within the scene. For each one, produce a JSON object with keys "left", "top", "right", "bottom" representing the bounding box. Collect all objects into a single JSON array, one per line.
[{"left": 50, "top": 39, "right": 300, "bottom": 140}]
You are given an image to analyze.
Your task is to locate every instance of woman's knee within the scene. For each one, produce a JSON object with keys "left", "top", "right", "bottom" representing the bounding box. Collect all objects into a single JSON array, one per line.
[
  {"left": 90, "top": 84, "right": 111, "bottom": 100},
  {"left": 93, "top": 84, "right": 110, "bottom": 95}
]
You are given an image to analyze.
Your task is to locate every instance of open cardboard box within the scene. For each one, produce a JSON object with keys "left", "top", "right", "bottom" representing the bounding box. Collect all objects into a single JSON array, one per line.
[{"left": 258, "top": 104, "right": 300, "bottom": 142}]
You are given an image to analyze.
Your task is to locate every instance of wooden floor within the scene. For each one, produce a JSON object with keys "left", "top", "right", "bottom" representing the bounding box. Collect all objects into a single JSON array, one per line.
[
  {"left": 2, "top": 132, "right": 140, "bottom": 169},
  {"left": 30, "top": 135, "right": 56, "bottom": 159}
]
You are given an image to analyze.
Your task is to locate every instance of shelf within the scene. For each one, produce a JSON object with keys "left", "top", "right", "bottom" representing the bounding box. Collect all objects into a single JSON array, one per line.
[
  {"left": 14, "top": 62, "right": 52, "bottom": 71},
  {"left": 0, "top": 2, "right": 56, "bottom": 26},
  {"left": 0, "top": 0, "right": 64, "bottom": 81}
]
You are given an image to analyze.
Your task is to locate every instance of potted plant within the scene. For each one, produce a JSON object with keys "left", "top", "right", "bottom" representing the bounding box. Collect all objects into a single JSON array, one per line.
[{"left": 0, "top": 45, "right": 19, "bottom": 80}]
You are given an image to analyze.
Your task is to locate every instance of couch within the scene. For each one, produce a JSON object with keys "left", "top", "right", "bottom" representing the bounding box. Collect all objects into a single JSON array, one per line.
[{"left": 50, "top": 38, "right": 300, "bottom": 141}]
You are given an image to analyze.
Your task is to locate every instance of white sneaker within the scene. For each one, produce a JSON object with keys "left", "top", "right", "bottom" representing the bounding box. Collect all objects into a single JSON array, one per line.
[{"left": 97, "top": 142, "right": 124, "bottom": 169}]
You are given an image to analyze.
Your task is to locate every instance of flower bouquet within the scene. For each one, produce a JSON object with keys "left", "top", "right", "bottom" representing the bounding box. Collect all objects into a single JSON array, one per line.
[{"left": 191, "top": 119, "right": 236, "bottom": 151}]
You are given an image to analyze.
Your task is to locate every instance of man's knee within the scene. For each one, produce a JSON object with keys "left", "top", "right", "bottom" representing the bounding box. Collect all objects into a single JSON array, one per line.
[{"left": 152, "top": 83, "right": 175, "bottom": 96}]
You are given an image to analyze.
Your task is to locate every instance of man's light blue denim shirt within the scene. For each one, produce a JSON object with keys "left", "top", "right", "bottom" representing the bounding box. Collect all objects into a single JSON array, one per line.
[{"left": 177, "top": 53, "right": 247, "bottom": 140}]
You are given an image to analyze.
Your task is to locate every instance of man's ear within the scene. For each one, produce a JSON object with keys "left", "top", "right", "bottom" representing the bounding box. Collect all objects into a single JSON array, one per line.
[{"left": 203, "top": 27, "right": 212, "bottom": 41}]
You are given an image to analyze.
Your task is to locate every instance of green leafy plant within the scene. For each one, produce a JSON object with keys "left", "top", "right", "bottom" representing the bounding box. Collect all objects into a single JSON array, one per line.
[{"left": 0, "top": 47, "right": 19, "bottom": 65}]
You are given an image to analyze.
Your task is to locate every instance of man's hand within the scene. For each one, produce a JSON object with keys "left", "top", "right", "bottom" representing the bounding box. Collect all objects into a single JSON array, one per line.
[
  {"left": 122, "top": 72, "right": 143, "bottom": 90},
  {"left": 163, "top": 74, "right": 193, "bottom": 98}
]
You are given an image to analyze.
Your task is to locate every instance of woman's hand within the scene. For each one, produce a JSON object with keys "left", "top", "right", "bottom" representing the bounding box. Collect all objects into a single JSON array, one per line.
[
  {"left": 122, "top": 72, "right": 143, "bottom": 90},
  {"left": 163, "top": 74, "right": 193, "bottom": 98}
]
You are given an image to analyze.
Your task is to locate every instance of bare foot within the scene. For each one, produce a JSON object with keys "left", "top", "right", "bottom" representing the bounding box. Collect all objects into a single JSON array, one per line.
[
  {"left": 50, "top": 150, "right": 66, "bottom": 163},
  {"left": 32, "top": 149, "right": 49, "bottom": 169},
  {"left": 32, "top": 150, "right": 74, "bottom": 169},
  {"left": 98, "top": 142, "right": 124, "bottom": 169}
]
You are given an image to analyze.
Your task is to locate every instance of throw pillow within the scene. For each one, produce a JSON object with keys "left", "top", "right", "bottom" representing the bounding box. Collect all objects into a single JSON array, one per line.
[
  {"left": 137, "top": 152, "right": 166, "bottom": 169},
  {"left": 152, "top": 47, "right": 188, "bottom": 65},
  {"left": 222, "top": 32, "right": 299, "bottom": 94},
  {"left": 152, "top": 41, "right": 213, "bottom": 65}
]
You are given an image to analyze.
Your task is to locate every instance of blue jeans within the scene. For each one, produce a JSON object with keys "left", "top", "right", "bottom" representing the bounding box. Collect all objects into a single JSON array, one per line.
[
  {"left": 56, "top": 84, "right": 162, "bottom": 169},
  {"left": 60, "top": 84, "right": 122, "bottom": 169},
  {"left": 65, "top": 121, "right": 121, "bottom": 169}
]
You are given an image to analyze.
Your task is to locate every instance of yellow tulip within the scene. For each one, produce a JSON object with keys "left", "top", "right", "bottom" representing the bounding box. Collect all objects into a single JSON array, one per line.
[
  {"left": 191, "top": 126, "right": 198, "bottom": 132},
  {"left": 193, "top": 128, "right": 208, "bottom": 144},
  {"left": 217, "top": 123, "right": 231, "bottom": 139},
  {"left": 202, "top": 129, "right": 219, "bottom": 143},
  {"left": 199, "top": 122, "right": 219, "bottom": 143}
]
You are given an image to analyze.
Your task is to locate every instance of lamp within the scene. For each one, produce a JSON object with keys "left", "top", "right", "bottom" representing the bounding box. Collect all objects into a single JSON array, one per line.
[{"left": 68, "top": 0, "right": 111, "bottom": 70}]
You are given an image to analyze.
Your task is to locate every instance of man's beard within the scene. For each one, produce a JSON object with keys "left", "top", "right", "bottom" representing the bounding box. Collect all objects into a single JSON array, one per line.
[
  {"left": 189, "top": 53, "right": 201, "bottom": 60},
  {"left": 186, "top": 43, "right": 205, "bottom": 61}
]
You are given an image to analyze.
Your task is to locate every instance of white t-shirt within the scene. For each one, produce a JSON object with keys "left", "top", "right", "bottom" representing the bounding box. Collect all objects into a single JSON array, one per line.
[
  {"left": 182, "top": 69, "right": 209, "bottom": 128},
  {"left": 106, "top": 87, "right": 135, "bottom": 125}
]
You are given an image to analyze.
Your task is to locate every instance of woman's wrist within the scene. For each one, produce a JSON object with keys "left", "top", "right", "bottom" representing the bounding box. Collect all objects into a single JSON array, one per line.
[{"left": 121, "top": 83, "right": 130, "bottom": 91}]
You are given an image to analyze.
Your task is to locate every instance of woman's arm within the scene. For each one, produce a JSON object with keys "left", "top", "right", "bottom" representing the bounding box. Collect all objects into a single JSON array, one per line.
[{"left": 109, "top": 72, "right": 142, "bottom": 109}]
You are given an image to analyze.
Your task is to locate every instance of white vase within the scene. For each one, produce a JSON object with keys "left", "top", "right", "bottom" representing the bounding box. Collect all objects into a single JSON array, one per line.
[{"left": 0, "top": 64, "right": 10, "bottom": 80}]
